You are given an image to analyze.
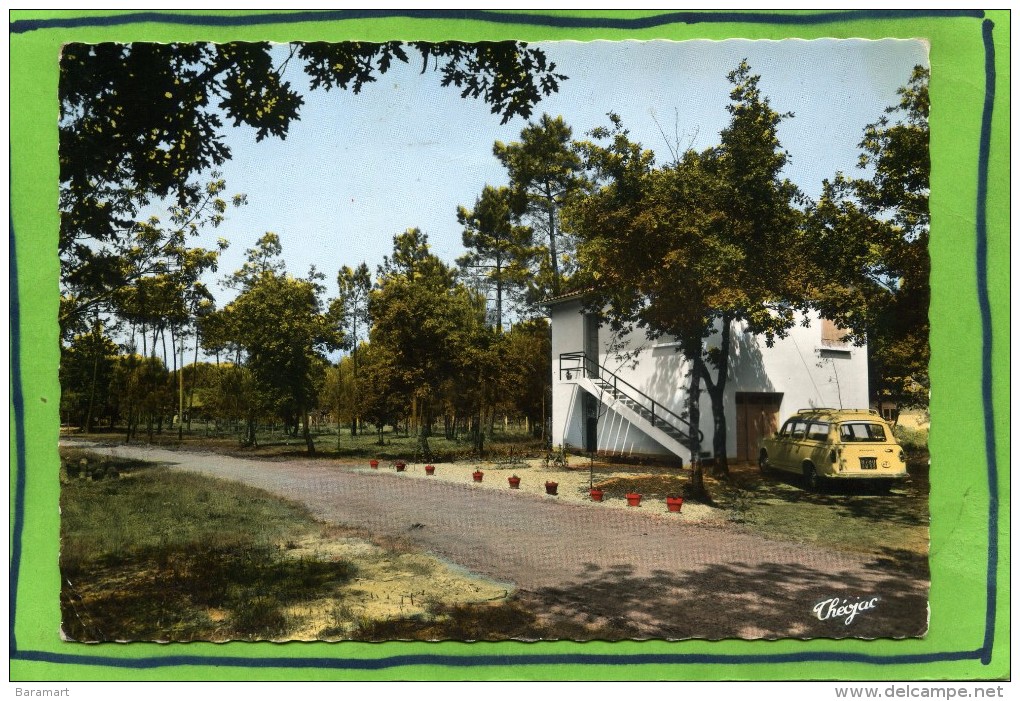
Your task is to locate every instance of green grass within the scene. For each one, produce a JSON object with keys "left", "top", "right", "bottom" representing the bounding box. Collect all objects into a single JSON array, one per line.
[
  {"left": 60, "top": 451, "right": 356, "bottom": 641},
  {"left": 76, "top": 422, "right": 547, "bottom": 464},
  {"left": 594, "top": 461, "right": 929, "bottom": 568},
  {"left": 707, "top": 463, "right": 931, "bottom": 569}
]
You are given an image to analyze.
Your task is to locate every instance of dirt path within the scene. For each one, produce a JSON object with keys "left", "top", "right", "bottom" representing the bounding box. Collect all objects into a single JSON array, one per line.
[{"left": 69, "top": 441, "right": 929, "bottom": 640}]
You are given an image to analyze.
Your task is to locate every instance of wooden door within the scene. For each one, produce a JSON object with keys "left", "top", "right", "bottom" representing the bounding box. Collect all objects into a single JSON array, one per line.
[{"left": 736, "top": 392, "right": 783, "bottom": 462}]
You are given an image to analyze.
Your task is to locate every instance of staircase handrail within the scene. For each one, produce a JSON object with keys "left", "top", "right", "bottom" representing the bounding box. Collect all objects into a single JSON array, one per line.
[{"left": 559, "top": 351, "right": 704, "bottom": 444}]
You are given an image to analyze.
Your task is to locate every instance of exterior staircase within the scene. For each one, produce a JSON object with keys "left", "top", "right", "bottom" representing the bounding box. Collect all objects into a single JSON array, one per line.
[{"left": 560, "top": 351, "right": 702, "bottom": 461}]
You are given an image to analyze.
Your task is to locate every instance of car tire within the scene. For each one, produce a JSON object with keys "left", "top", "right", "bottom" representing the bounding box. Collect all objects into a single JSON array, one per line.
[
  {"left": 758, "top": 451, "right": 771, "bottom": 474},
  {"left": 803, "top": 463, "right": 822, "bottom": 492}
]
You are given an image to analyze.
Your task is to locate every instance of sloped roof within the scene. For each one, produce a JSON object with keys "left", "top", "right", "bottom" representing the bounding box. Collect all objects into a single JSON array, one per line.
[{"left": 541, "top": 290, "right": 588, "bottom": 307}]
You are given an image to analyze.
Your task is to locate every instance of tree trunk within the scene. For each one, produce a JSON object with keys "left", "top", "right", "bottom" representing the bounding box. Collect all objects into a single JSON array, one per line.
[
  {"left": 687, "top": 353, "right": 708, "bottom": 502},
  {"left": 300, "top": 401, "right": 315, "bottom": 455},
  {"left": 84, "top": 333, "right": 100, "bottom": 434},
  {"left": 418, "top": 397, "right": 428, "bottom": 438},
  {"left": 495, "top": 252, "right": 504, "bottom": 333},
  {"left": 471, "top": 413, "right": 483, "bottom": 454},
  {"left": 351, "top": 341, "right": 360, "bottom": 437},
  {"left": 187, "top": 330, "right": 199, "bottom": 432},
  {"left": 245, "top": 415, "right": 258, "bottom": 447},
  {"left": 701, "top": 314, "right": 733, "bottom": 478},
  {"left": 544, "top": 187, "right": 560, "bottom": 295},
  {"left": 125, "top": 404, "right": 134, "bottom": 444},
  {"left": 709, "top": 387, "right": 728, "bottom": 477}
]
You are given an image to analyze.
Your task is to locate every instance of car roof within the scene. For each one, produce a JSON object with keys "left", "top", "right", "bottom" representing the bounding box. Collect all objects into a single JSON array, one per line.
[{"left": 792, "top": 409, "right": 885, "bottom": 422}]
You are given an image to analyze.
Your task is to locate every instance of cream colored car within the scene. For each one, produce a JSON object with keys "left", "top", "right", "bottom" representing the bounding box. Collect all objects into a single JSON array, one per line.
[{"left": 758, "top": 409, "right": 908, "bottom": 492}]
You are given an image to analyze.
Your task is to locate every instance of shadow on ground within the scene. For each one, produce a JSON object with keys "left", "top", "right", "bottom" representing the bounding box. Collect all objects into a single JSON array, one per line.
[
  {"left": 520, "top": 554, "right": 929, "bottom": 641},
  {"left": 720, "top": 461, "right": 931, "bottom": 530}
]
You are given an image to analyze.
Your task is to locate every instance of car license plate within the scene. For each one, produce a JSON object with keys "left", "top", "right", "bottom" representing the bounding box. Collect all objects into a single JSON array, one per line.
[{"left": 860, "top": 457, "right": 877, "bottom": 470}]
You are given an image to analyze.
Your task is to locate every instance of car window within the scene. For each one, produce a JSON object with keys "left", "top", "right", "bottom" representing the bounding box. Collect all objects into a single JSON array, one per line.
[
  {"left": 839, "top": 422, "right": 888, "bottom": 442},
  {"left": 779, "top": 420, "right": 795, "bottom": 437},
  {"left": 807, "top": 422, "right": 830, "bottom": 441},
  {"left": 789, "top": 420, "right": 808, "bottom": 440}
]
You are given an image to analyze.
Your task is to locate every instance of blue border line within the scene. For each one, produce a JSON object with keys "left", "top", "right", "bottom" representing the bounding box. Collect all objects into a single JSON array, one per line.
[
  {"left": 9, "top": 9, "right": 985, "bottom": 34},
  {"left": 975, "top": 19, "right": 999, "bottom": 668},
  {"left": 9, "top": 203, "right": 28, "bottom": 658},
  {"left": 9, "top": 9, "right": 1001, "bottom": 673},
  {"left": 12, "top": 648, "right": 983, "bottom": 670}
]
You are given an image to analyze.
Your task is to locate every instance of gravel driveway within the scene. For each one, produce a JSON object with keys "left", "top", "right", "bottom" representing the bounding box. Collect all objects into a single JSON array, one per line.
[{"left": 70, "top": 441, "right": 930, "bottom": 640}]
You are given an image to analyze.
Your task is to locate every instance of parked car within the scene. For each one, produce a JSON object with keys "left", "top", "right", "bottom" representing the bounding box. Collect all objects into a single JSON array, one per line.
[{"left": 758, "top": 408, "right": 908, "bottom": 491}]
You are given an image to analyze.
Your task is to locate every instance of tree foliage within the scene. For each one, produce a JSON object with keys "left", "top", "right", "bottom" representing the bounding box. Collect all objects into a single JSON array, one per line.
[
  {"left": 496, "top": 319, "right": 552, "bottom": 436},
  {"left": 61, "top": 175, "right": 234, "bottom": 339},
  {"left": 570, "top": 61, "right": 808, "bottom": 478},
  {"left": 210, "top": 237, "right": 341, "bottom": 452},
  {"left": 494, "top": 114, "right": 587, "bottom": 301},
  {"left": 59, "top": 40, "right": 565, "bottom": 337},
  {"left": 329, "top": 263, "right": 372, "bottom": 435},
  {"left": 59, "top": 323, "right": 120, "bottom": 432},
  {"left": 456, "top": 185, "right": 538, "bottom": 331},
  {"left": 806, "top": 66, "right": 930, "bottom": 408},
  {"left": 59, "top": 40, "right": 564, "bottom": 250},
  {"left": 369, "top": 229, "right": 492, "bottom": 442}
]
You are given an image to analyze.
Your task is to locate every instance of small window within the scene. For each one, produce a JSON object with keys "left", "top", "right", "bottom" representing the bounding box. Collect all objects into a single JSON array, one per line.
[
  {"left": 807, "top": 422, "right": 830, "bottom": 441},
  {"left": 790, "top": 420, "right": 808, "bottom": 440},
  {"left": 779, "top": 420, "right": 794, "bottom": 437},
  {"left": 839, "top": 422, "right": 888, "bottom": 442},
  {"left": 821, "top": 318, "right": 850, "bottom": 348}
]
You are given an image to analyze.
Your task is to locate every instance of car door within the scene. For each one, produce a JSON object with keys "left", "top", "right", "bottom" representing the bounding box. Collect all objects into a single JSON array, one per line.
[
  {"left": 771, "top": 419, "right": 805, "bottom": 472},
  {"left": 805, "top": 421, "right": 833, "bottom": 475},
  {"left": 779, "top": 419, "right": 811, "bottom": 472}
]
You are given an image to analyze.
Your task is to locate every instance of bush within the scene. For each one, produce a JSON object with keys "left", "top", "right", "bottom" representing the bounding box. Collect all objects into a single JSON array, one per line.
[{"left": 894, "top": 424, "right": 929, "bottom": 452}]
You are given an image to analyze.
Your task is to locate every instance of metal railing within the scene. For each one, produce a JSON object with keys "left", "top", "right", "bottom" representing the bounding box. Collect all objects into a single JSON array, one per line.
[{"left": 559, "top": 351, "right": 703, "bottom": 445}]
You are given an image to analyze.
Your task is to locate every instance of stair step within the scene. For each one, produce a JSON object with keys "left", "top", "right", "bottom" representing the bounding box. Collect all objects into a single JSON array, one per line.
[{"left": 579, "top": 375, "right": 696, "bottom": 457}]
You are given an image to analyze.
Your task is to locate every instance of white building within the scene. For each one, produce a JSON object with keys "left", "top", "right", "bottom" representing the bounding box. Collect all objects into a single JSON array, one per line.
[{"left": 547, "top": 293, "right": 869, "bottom": 463}]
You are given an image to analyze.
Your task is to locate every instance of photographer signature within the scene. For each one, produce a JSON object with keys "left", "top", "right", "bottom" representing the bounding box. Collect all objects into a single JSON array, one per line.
[{"left": 813, "top": 596, "right": 879, "bottom": 625}]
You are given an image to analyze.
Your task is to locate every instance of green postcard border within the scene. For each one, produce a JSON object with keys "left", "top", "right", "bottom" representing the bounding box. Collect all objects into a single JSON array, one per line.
[{"left": 9, "top": 10, "right": 1010, "bottom": 681}]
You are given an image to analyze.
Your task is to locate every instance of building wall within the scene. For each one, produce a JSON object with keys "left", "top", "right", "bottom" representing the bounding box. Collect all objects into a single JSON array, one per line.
[
  {"left": 549, "top": 299, "right": 869, "bottom": 459},
  {"left": 550, "top": 301, "right": 586, "bottom": 450}
]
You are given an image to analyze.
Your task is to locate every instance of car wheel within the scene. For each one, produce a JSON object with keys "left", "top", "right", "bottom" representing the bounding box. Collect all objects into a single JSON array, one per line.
[
  {"left": 758, "top": 451, "right": 771, "bottom": 474},
  {"left": 803, "top": 463, "right": 822, "bottom": 492}
]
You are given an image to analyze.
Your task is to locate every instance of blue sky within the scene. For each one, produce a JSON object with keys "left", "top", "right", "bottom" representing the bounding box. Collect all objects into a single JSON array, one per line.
[{"left": 202, "top": 38, "right": 928, "bottom": 303}]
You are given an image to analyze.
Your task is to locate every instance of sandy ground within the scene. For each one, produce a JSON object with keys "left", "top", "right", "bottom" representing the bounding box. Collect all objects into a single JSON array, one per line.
[
  {"left": 349, "top": 456, "right": 716, "bottom": 521},
  {"left": 63, "top": 440, "right": 930, "bottom": 641},
  {"left": 279, "top": 530, "right": 513, "bottom": 640}
]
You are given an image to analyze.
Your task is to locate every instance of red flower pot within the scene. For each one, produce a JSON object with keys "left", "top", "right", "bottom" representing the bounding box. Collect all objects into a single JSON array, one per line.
[
  {"left": 472, "top": 470, "right": 484, "bottom": 482},
  {"left": 589, "top": 488, "right": 604, "bottom": 502},
  {"left": 626, "top": 493, "right": 642, "bottom": 507},
  {"left": 508, "top": 476, "right": 521, "bottom": 489},
  {"left": 425, "top": 465, "right": 436, "bottom": 476},
  {"left": 395, "top": 461, "right": 406, "bottom": 472},
  {"left": 545, "top": 481, "right": 559, "bottom": 495},
  {"left": 370, "top": 460, "right": 379, "bottom": 469},
  {"left": 666, "top": 496, "right": 684, "bottom": 513}
]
